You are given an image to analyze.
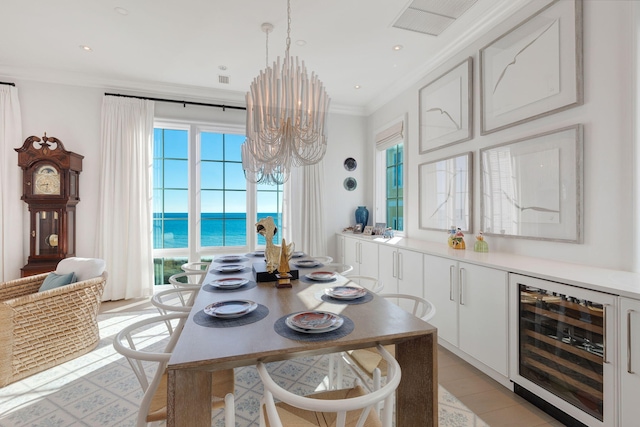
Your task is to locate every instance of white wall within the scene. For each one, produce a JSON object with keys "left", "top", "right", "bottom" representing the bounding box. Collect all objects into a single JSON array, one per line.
[
  {"left": 368, "top": 0, "right": 636, "bottom": 271},
  {"left": 5, "top": 79, "right": 365, "bottom": 269}
]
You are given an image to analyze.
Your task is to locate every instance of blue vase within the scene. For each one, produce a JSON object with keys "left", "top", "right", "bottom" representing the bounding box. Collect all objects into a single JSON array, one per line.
[{"left": 355, "top": 206, "right": 369, "bottom": 226}]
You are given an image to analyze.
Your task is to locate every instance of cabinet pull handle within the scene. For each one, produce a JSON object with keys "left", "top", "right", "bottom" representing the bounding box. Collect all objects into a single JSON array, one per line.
[
  {"left": 398, "top": 252, "right": 403, "bottom": 280},
  {"left": 392, "top": 252, "right": 397, "bottom": 278},
  {"left": 628, "top": 309, "right": 635, "bottom": 374},
  {"left": 459, "top": 267, "right": 465, "bottom": 305},
  {"left": 449, "top": 265, "right": 454, "bottom": 301},
  {"left": 603, "top": 304, "right": 609, "bottom": 364}
]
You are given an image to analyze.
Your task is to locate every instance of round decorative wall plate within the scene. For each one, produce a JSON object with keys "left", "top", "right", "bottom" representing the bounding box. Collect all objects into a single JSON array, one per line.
[
  {"left": 343, "top": 177, "right": 357, "bottom": 191},
  {"left": 344, "top": 157, "right": 357, "bottom": 171}
]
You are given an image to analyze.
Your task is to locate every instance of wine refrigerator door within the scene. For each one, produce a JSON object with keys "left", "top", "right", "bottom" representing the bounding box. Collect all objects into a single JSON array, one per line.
[{"left": 509, "top": 273, "right": 617, "bottom": 427}]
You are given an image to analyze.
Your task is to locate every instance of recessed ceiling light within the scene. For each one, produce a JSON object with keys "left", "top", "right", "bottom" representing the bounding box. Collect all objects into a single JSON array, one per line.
[
  {"left": 114, "top": 7, "right": 129, "bottom": 15},
  {"left": 218, "top": 65, "right": 228, "bottom": 71},
  {"left": 354, "top": 85, "right": 361, "bottom": 89},
  {"left": 79, "top": 45, "right": 92, "bottom": 52},
  {"left": 393, "top": 45, "right": 403, "bottom": 51},
  {"left": 296, "top": 40, "right": 307, "bottom": 46}
]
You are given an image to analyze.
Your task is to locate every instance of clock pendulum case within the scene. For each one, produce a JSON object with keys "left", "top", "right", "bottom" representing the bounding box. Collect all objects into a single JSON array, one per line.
[{"left": 15, "top": 134, "right": 83, "bottom": 277}]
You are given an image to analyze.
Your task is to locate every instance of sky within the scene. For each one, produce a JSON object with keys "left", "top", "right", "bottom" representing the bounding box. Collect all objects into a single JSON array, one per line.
[{"left": 153, "top": 128, "right": 281, "bottom": 214}]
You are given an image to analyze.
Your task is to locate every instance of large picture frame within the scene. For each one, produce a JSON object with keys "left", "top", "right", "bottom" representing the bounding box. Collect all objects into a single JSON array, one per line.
[
  {"left": 419, "top": 57, "right": 473, "bottom": 153},
  {"left": 480, "top": 124, "right": 583, "bottom": 242},
  {"left": 419, "top": 152, "right": 473, "bottom": 232},
  {"left": 479, "top": 0, "right": 583, "bottom": 135}
]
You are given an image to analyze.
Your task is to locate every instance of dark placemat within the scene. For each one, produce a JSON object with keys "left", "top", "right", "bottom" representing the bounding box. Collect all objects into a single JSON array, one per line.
[
  {"left": 193, "top": 304, "right": 268, "bottom": 328},
  {"left": 274, "top": 314, "right": 354, "bottom": 342},
  {"left": 213, "top": 256, "right": 249, "bottom": 263},
  {"left": 299, "top": 276, "right": 337, "bottom": 284},
  {"left": 320, "top": 292, "right": 373, "bottom": 305},
  {"left": 202, "top": 280, "right": 257, "bottom": 293}
]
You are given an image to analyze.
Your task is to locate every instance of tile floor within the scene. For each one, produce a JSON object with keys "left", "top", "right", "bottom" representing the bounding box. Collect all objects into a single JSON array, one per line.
[{"left": 437, "top": 346, "right": 567, "bottom": 427}]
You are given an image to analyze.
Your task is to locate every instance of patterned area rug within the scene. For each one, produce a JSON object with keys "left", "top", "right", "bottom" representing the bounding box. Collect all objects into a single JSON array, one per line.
[{"left": 0, "top": 310, "right": 489, "bottom": 427}]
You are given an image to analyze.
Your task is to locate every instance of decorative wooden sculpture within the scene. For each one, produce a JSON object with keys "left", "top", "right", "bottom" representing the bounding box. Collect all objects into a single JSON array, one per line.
[{"left": 275, "top": 238, "right": 293, "bottom": 288}]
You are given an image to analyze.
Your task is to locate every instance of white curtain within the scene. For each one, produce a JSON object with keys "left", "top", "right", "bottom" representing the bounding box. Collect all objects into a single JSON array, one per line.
[
  {"left": 0, "top": 85, "right": 23, "bottom": 281},
  {"left": 283, "top": 161, "right": 327, "bottom": 257},
  {"left": 96, "top": 96, "right": 154, "bottom": 300}
]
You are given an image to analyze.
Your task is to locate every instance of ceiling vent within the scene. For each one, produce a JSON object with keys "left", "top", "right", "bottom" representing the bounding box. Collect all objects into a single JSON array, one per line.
[
  {"left": 393, "top": 0, "right": 478, "bottom": 36},
  {"left": 218, "top": 75, "right": 230, "bottom": 84}
]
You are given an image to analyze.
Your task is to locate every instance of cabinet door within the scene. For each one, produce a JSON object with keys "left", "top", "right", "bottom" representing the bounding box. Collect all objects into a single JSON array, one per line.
[
  {"left": 379, "top": 245, "right": 398, "bottom": 294},
  {"left": 458, "top": 262, "right": 509, "bottom": 376},
  {"left": 358, "top": 239, "right": 378, "bottom": 277},
  {"left": 423, "top": 254, "right": 458, "bottom": 346},
  {"left": 620, "top": 297, "right": 640, "bottom": 426},
  {"left": 397, "top": 249, "right": 424, "bottom": 309},
  {"left": 343, "top": 236, "right": 359, "bottom": 273}
]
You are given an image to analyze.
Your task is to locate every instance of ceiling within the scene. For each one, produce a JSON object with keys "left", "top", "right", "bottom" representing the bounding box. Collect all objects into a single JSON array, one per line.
[{"left": 0, "top": 0, "right": 529, "bottom": 115}]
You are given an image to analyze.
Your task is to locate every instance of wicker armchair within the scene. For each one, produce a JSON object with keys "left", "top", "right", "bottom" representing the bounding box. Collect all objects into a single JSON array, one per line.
[{"left": 0, "top": 271, "right": 107, "bottom": 387}]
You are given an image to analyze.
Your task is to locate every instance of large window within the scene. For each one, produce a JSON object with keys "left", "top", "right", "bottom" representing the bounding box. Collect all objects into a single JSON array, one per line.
[
  {"left": 375, "top": 117, "right": 405, "bottom": 233},
  {"left": 385, "top": 143, "right": 404, "bottom": 231},
  {"left": 153, "top": 122, "right": 282, "bottom": 284}
]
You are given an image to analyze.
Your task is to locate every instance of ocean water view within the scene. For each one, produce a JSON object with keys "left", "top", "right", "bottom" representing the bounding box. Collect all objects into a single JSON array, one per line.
[{"left": 153, "top": 212, "right": 281, "bottom": 248}]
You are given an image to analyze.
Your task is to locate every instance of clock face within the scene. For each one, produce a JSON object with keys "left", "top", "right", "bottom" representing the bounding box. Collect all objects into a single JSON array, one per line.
[{"left": 33, "top": 164, "right": 61, "bottom": 195}]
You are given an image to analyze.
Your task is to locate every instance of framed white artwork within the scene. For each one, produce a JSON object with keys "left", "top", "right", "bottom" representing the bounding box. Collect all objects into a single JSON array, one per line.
[
  {"left": 480, "top": 124, "right": 583, "bottom": 242},
  {"left": 479, "top": 0, "right": 583, "bottom": 135},
  {"left": 419, "top": 152, "right": 473, "bottom": 232},
  {"left": 419, "top": 57, "right": 473, "bottom": 153}
]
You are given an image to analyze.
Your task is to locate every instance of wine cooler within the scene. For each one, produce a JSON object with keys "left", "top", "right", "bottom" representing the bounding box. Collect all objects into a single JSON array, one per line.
[{"left": 509, "top": 274, "right": 616, "bottom": 427}]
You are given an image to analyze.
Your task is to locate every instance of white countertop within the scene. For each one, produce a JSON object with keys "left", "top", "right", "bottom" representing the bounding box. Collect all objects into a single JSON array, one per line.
[{"left": 339, "top": 232, "right": 640, "bottom": 300}]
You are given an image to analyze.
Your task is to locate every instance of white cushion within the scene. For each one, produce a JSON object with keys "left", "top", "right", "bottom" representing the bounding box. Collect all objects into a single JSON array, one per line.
[{"left": 55, "top": 257, "right": 106, "bottom": 282}]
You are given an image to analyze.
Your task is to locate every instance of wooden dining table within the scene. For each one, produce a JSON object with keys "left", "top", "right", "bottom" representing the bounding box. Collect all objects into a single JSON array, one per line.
[{"left": 167, "top": 253, "right": 438, "bottom": 426}]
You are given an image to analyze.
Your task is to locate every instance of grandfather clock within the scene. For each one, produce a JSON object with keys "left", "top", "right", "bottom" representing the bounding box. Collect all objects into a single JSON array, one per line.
[{"left": 15, "top": 134, "right": 83, "bottom": 277}]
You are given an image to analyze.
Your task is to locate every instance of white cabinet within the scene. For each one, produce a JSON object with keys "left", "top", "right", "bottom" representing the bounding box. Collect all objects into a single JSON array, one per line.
[
  {"left": 342, "top": 235, "right": 378, "bottom": 276},
  {"left": 423, "top": 254, "right": 509, "bottom": 377},
  {"left": 619, "top": 297, "right": 640, "bottom": 426},
  {"left": 378, "top": 246, "right": 423, "bottom": 310}
]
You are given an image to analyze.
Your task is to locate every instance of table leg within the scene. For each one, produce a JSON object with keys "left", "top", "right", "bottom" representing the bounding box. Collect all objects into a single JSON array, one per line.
[
  {"left": 167, "top": 368, "right": 212, "bottom": 427},
  {"left": 395, "top": 333, "right": 438, "bottom": 426}
]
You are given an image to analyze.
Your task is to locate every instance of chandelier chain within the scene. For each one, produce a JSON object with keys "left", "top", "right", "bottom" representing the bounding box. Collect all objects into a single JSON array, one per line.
[{"left": 285, "top": 0, "right": 291, "bottom": 58}]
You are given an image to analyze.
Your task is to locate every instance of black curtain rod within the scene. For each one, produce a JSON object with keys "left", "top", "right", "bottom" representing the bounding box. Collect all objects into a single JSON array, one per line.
[
  {"left": 104, "top": 92, "right": 245, "bottom": 111},
  {"left": 0, "top": 81, "right": 16, "bottom": 86}
]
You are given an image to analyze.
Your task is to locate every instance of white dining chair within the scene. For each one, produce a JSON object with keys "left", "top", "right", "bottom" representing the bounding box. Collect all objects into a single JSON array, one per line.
[
  {"left": 329, "top": 274, "right": 383, "bottom": 389},
  {"left": 320, "top": 262, "right": 354, "bottom": 275},
  {"left": 169, "top": 271, "right": 207, "bottom": 288},
  {"left": 151, "top": 287, "right": 197, "bottom": 314},
  {"left": 181, "top": 261, "right": 211, "bottom": 283},
  {"left": 309, "top": 255, "right": 333, "bottom": 264},
  {"left": 343, "top": 275, "right": 384, "bottom": 294},
  {"left": 113, "top": 312, "right": 236, "bottom": 427},
  {"left": 257, "top": 344, "right": 401, "bottom": 427},
  {"left": 341, "top": 294, "right": 435, "bottom": 393}
]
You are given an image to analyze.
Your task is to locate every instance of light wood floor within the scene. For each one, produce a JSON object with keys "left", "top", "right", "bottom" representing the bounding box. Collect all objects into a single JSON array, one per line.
[
  {"left": 101, "top": 296, "right": 565, "bottom": 426},
  {"left": 438, "top": 346, "right": 566, "bottom": 427}
]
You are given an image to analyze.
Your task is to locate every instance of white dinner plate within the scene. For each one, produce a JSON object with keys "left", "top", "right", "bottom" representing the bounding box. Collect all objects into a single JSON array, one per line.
[
  {"left": 285, "top": 311, "right": 343, "bottom": 333},
  {"left": 210, "top": 277, "right": 249, "bottom": 289},
  {"left": 294, "top": 259, "right": 320, "bottom": 268},
  {"left": 305, "top": 271, "right": 337, "bottom": 281},
  {"left": 214, "top": 264, "right": 245, "bottom": 273},
  {"left": 325, "top": 286, "right": 367, "bottom": 300},
  {"left": 249, "top": 251, "right": 265, "bottom": 257},
  {"left": 204, "top": 300, "right": 258, "bottom": 318},
  {"left": 216, "top": 255, "right": 244, "bottom": 263},
  {"left": 292, "top": 251, "right": 305, "bottom": 258}
]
